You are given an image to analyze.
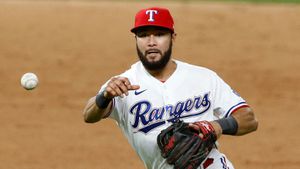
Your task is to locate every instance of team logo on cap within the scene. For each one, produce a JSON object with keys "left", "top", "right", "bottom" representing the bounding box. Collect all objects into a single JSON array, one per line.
[{"left": 146, "top": 10, "right": 158, "bottom": 22}]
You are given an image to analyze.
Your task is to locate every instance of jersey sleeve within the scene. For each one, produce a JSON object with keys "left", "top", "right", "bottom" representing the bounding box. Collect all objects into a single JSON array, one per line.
[{"left": 212, "top": 73, "right": 249, "bottom": 118}]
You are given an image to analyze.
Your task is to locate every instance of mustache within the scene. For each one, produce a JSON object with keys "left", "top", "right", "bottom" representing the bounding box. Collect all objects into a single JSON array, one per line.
[{"left": 145, "top": 49, "right": 162, "bottom": 55}]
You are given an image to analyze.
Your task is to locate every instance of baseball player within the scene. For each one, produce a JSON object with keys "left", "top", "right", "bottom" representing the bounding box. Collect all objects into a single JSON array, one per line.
[{"left": 83, "top": 7, "right": 258, "bottom": 169}]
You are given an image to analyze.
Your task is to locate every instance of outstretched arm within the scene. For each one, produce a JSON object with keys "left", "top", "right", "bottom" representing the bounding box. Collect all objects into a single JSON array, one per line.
[
  {"left": 83, "top": 96, "right": 111, "bottom": 123},
  {"left": 83, "top": 77, "right": 140, "bottom": 123}
]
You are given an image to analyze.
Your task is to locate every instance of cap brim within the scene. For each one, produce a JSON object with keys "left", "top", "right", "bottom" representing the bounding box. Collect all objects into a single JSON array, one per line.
[{"left": 131, "top": 25, "right": 174, "bottom": 33}]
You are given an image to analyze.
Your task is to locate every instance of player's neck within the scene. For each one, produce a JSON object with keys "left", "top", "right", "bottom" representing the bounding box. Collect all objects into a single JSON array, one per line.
[{"left": 147, "top": 60, "right": 177, "bottom": 82}]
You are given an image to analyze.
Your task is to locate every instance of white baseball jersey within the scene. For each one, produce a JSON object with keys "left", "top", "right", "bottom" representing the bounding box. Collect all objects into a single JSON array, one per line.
[{"left": 99, "top": 60, "right": 248, "bottom": 169}]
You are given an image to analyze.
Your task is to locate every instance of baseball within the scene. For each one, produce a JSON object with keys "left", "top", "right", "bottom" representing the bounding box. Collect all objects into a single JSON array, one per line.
[{"left": 20, "top": 72, "right": 39, "bottom": 90}]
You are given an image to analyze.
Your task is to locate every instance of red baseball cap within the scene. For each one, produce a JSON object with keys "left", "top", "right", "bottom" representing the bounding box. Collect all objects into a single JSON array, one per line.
[{"left": 131, "top": 7, "right": 174, "bottom": 33}]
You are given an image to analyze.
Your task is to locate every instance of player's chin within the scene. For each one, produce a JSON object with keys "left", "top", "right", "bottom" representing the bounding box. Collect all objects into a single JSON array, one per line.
[{"left": 146, "top": 54, "right": 162, "bottom": 62}]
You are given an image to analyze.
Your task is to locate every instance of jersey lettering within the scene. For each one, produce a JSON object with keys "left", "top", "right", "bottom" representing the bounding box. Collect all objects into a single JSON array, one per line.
[{"left": 129, "top": 93, "right": 211, "bottom": 133}]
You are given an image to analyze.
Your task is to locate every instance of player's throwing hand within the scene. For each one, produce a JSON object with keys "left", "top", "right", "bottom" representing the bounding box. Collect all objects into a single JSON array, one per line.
[{"left": 104, "top": 77, "right": 140, "bottom": 99}]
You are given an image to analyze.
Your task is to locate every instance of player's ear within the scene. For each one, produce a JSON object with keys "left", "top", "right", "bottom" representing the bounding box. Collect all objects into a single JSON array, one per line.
[{"left": 171, "top": 32, "right": 177, "bottom": 42}]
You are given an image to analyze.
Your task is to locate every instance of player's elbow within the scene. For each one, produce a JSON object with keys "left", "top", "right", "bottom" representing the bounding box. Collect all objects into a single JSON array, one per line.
[
  {"left": 83, "top": 111, "right": 92, "bottom": 123},
  {"left": 83, "top": 108, "right": 101, "bottom": 123},
  {"left": 233, "top": 107, "right": 258, "bottom": 135},
  {"left": 84, "top": 118, "right": 97, "bottom": 123},
  {"left": 83, "top": 97, "right": 102, "bottom": 123},
  {"left": 83, "top": 112, "right": 91, "bottom": 123},
  {"left": 247, "top": 109, "right": 258, "bottom": 133},
  {"left": 250, "top": 117, "right": 259, "bottom": 132}
]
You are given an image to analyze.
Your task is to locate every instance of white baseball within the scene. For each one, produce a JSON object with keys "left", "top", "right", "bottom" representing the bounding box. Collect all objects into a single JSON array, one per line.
[{"left": 21, "top": 72, "right": 39, "bottom": 90}]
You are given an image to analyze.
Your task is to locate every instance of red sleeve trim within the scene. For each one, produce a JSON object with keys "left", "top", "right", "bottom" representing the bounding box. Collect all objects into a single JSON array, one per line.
[{"left": 230, "top": 104, "right": 250, "bottom": 115}]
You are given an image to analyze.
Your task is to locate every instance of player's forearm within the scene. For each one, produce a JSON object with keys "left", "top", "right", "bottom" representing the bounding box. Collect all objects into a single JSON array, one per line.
[
  {"left": 232, "top": 107, "right": 258, "bottom": 135},
  {"left": 210, "top": 122, "right": 222, "bottom": 139},
  {"left": 211, "top": 107, "right": 258, "bottom": 137},
  {"left": 83, "top": 96, "right": 111, "bottom": 123}
]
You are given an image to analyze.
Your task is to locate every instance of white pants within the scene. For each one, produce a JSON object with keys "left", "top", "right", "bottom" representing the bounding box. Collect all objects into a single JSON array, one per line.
[
  {"left": 199, "top": 148, "right": 234, "bottom": 169},
  {"left": 150, "top": 148, "right": 234, "bottom": 169}
]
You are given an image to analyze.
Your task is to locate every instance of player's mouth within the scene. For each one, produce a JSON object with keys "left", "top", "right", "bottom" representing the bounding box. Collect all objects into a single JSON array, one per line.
[{"left": 146, "top": 49, "right": 161, "bottom": 58}]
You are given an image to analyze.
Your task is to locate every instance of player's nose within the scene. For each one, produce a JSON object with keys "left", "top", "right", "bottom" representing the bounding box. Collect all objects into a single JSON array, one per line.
[{"left": 147, "top": 35, "right": 157, "bottom": 47}]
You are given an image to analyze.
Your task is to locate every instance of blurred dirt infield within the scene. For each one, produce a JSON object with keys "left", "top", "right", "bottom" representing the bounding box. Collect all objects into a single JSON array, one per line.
[{"left": 0, "top": 1, "right": 300, "bottom": 169}]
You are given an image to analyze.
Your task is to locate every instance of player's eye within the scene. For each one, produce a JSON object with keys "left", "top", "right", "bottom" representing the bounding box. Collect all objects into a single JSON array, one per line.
[
  {"left": 136, "top": 32, "right": 148, "bottom": 38},
  {"left": 156, "top": 32, "right": 166, "bottom": 36}
]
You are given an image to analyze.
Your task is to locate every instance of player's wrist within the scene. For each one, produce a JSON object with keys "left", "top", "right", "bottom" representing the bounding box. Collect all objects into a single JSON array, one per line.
[
  {"left": 95, "top": 91, "right": 112, "bottom": 109},
  {"left": 192, "top": 121, "right": 218, "bottom": 141},
  {"left": 210, "top": 121, "right": 222, "bottom": 139},
  {"left": 215, "top": 116, "right": 238, "bottom": 135}
]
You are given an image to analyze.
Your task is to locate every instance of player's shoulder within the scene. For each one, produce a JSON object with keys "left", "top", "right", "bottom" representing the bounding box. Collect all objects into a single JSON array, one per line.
[
  {"left": 118, "top": 61, "right": 141, "bottom": 77},
  {"left": 176, "top": 60, "right": 218, "bottom": 77}
]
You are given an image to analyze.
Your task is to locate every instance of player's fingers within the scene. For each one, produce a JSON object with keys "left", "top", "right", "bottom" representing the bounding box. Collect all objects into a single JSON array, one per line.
[
  {"left": 119, "top": 77, "right": 137, "bottom": 90},
  {"left": 105, "top": 86, "right": 117, "bottom": 98},
  {"left": 115, "top": 80, "right": 129, "bottom": 96},
  {"left": 123, "top": 83, "right": 140, "bottom": 91},
  {"left": 189, "top": 123, "right": 200, "bottom": 132},
  {"left": 111, "top": 77, "right": 140, "bottom": 94},
  {"left": 108, "top": 82, "right": 124, "bottom": 98},
  {"left": 129, "top": 85, "right": 140, "bottom": 90},
  {"left": 118, "top": 77, "right": 130, "bottom": 85},
  {"left": 117, "top": 77, "right": 140, "bottom": 91}
]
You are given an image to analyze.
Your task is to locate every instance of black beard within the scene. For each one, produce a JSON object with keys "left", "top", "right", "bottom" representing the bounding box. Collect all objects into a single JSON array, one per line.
[{"left": 137, "top": 42, "right": 172, "bottom": 71}]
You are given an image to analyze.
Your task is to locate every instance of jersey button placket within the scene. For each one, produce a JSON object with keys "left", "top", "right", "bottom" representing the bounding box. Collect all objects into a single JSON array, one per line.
[{"left": 162, "top": 85, "right": 170, "bottom": 122}]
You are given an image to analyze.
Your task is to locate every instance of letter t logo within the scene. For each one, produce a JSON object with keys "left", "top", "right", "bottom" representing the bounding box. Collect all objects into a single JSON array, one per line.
[{"left": 146, "top": 10, "right": 158, "bottom": 22}]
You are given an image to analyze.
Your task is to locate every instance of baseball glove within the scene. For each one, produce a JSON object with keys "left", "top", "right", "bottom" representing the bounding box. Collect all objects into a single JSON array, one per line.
[{"left": 157, "top": 120, "right": 217, "bottom": 169}]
